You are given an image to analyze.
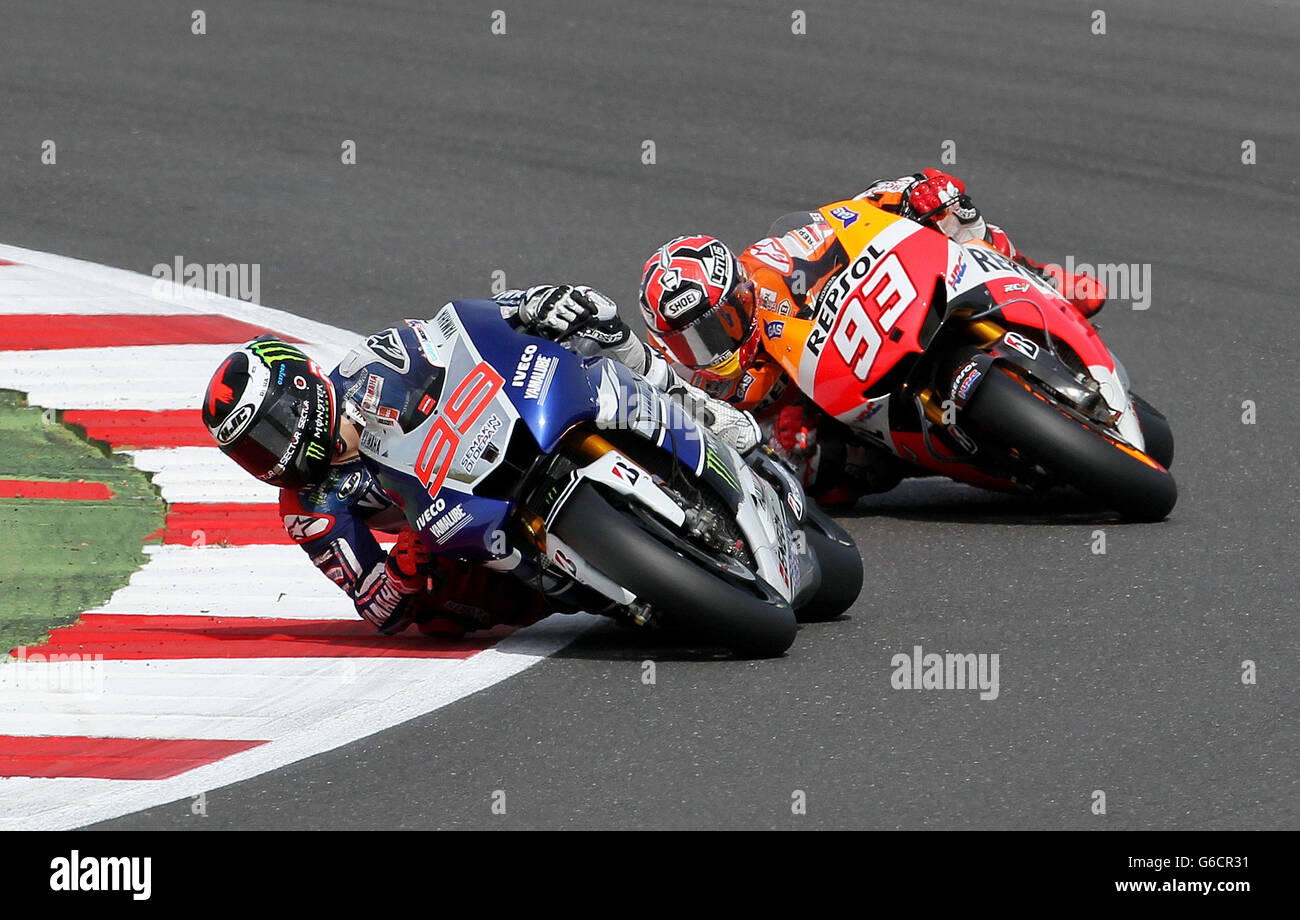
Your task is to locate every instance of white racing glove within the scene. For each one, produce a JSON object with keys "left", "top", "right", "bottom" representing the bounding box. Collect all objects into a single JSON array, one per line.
[
  {"left": 507, "top": 285, "right": 760, "bottom": 453},
  {"left": 518, "top": 284, "right": 618, "bottom": 340}
]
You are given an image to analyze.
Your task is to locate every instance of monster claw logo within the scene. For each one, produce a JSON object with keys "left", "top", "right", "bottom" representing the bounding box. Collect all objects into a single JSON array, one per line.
[
  {"left": 249, "top": 340, "right": 304, "bottom": 368},
  {"left": 304, "top": 442, "right": 327, "bottom": 461},
  {"left": 704, "top": 446, "right": 741, "bottom": 491}
]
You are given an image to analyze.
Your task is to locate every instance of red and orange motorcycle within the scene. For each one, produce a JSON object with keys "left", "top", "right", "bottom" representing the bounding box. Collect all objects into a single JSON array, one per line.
[{"left": 755, "top": 199, "right": 1176, "bottom": 521}]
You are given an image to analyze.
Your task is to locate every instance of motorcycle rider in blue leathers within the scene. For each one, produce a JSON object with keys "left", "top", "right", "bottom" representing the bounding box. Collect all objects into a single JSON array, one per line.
[{"left": 202, "top": 285, "right": 760, "bottom": 636}]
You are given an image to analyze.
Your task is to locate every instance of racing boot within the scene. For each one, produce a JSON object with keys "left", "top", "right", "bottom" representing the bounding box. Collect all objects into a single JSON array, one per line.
[
  {"left": 771, "top": 405, "right": 908, "bottom": 509},
  {"left": 1009, "top": 253, "right": 1107, "bottom": 318},
  {"left": 985, "top": 225, "right": 1107, "bottom": 318},
  {"left": 663, "top": 377, "right": 762, "bottom": 454}
]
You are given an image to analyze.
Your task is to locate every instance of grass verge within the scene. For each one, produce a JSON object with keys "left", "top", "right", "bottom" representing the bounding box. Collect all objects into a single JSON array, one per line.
[{"left": 0, "top": 390, "right": 166, "bottom": 653}]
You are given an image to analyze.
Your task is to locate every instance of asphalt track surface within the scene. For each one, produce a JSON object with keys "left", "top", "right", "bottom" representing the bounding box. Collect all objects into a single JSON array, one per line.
[{"left": 3, "top": 0, "right": 1297, "bottom": 830}]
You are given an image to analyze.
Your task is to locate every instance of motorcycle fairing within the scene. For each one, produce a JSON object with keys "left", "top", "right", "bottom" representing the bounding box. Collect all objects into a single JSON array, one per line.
[
  {"left": 359, "top": 300, "right": 804, "bottom": 602},
  {"left": 950, "top": 241, "right": 1145, "bottom": 449}
]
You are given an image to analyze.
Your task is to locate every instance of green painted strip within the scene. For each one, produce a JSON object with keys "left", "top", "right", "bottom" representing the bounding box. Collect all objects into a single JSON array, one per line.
[{"left": 0, "top": 391, "right": 166, "bottom": 654}]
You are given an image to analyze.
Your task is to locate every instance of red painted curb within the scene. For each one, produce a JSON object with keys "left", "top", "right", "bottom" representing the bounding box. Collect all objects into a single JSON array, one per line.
[
  {"left": 163, "top": 502, "right": 290, "bottom": 545},
  {"left": 0, "top": 479, "right": 114, "bottom": 500},
  {"left": 161, "top": 503, "right": 398, "bottom": 546},
  {"left": 0, "top": 735, "right": 268, "bottom": 780},
  {"left": 63, "top": 409, "right": 211, "bottom": 449},
  {"left": 14, "top": 614, "right": 512, "bottom": 660}
]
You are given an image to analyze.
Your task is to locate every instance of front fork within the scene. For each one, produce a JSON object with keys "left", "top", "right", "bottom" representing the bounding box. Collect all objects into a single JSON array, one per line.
[
  {"left": 514, "top": 428, "right": 643, "bottom": 552},
  {"left": 519, "top": 424, "right": 699, "bottom": 541},
  {"left": 907, "top": 318, "right": 1006, "bottom": 425}
]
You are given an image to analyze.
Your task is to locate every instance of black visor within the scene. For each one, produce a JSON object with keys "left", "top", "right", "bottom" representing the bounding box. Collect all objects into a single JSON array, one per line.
[{"left": 223, "top": 361, "right": 335, "bottom": 490}]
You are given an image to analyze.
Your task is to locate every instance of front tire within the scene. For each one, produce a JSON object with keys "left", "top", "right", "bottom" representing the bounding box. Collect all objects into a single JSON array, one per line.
[
  {"left": 551, "top": 483, "right": 798, "bottom": 657},
  {"left": 1131, "top": 392, "right": 1174, "bottom": 469},
  {"left": 961, "top": 367, "right": 1177, "bottom": 521}
]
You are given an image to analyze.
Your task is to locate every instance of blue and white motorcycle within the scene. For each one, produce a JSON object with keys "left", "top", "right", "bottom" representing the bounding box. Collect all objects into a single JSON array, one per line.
[{"left": 354, "top": 301, "right": 863, "bottom": 658}]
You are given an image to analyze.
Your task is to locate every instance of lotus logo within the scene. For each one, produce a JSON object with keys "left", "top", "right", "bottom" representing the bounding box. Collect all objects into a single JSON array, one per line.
[{"left": 216, "top": 403, "right": 255, "bottom": 444}]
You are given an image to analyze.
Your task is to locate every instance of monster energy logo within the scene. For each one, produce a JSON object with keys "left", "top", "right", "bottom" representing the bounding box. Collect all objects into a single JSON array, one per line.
[
  {"left": 249, "top": 340, "right": 304, "bottom": 368},
  {"left": 704, "top": 446, "right": 740, "bottom": 492},
  {"left": 304, "top": 442, "right": 327, "bottom": 460}
]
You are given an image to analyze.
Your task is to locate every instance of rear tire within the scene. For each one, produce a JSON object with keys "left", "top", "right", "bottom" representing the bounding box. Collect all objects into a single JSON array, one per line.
[
  {"left": 962, "top": 367, "right": 1177, "bottom": 521},
  {"left": 551, "top": 483, "right": 797, "bottom": 657}
]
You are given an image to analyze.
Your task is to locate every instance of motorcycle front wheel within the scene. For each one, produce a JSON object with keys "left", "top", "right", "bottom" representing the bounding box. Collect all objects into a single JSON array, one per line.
[
  {"left": 1130, "top": 392, "right": 1174, "bottom": 469},
  {"left": 961, "top": 367, "right": 1178, "bottom": 522},
  {"left": 551, "top": 483, "right": 798, "bottom": 657}
]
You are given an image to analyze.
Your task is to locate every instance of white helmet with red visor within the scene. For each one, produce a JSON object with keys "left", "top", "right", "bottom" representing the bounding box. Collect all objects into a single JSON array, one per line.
[{"left": 638, "top": 235, "right": 759, "bottom": 381}]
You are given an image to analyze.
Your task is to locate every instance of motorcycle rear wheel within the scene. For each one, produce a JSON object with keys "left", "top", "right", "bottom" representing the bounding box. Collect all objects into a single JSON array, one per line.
[
  {"left": 961, "top": 367, "right": 1177, "bottom": 521},
  {"left": 551, "top": 482, "right": 798, "bottom": 657},
  {"left": 794, "top": 505, "right": 863, "bottom": 622}
]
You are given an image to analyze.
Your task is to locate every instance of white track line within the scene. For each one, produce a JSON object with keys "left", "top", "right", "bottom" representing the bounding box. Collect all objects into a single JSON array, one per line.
[
  {"left": 93, "top": 546, "right": 398, "bottom": 621},
  {"left": 96, "top": 545, "right": 358, "bottom": 619},
  {"left": 0, "top": 244, "right": 363, "bottom": 348},
  {"left": 126, "top": 447, "right": 283, "bottom": 504},
  {"left": 0, "top": 344, "right": 353, "bottom": 412}
]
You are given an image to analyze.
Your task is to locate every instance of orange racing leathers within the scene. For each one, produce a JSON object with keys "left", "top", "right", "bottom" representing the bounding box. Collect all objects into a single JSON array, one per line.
[{"left": 656, "top": 172, "right": 1106, "bottom": 503}]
